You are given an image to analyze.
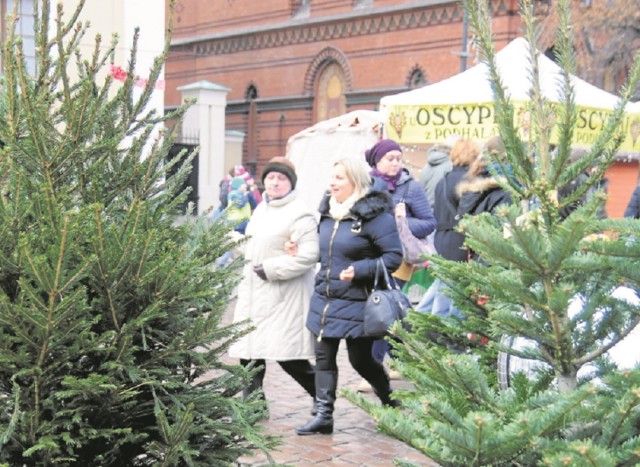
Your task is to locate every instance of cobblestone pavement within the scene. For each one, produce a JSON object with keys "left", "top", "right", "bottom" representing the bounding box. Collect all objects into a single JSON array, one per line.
[{"left": 223, "top": 300, "right": 438, "bottom": 466}]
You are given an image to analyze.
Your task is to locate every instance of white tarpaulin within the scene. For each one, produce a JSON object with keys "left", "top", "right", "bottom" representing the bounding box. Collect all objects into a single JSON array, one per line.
[
  {"left": 381, "top": 37, "right": 639, "bottom": 152},
  {"left": 286, "top": 110, "right": 383, "bottom": 212}
]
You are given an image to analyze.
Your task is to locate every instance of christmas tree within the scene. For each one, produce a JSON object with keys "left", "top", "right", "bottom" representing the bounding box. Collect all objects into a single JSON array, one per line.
[
  {"left": 345, "top": 0, "right": 640, "bottom": 465},
  {"left": 0, "top": 1, "right": 275, "bottom": 465}
]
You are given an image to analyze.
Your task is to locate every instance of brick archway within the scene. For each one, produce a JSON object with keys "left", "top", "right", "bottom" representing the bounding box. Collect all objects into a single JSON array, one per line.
[{"left": 303, "top": 46, "right": 353, "bottom": 94}]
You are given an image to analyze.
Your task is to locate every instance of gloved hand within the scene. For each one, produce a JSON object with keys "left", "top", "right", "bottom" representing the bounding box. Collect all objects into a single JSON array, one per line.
[{"left": 253, "top": 264, "right": 267, "bottom": 281}]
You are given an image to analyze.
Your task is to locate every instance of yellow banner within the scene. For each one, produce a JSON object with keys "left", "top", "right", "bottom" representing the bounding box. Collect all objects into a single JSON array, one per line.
[{"left": 384, "top": 101, "right": 640, "bottom": 152}]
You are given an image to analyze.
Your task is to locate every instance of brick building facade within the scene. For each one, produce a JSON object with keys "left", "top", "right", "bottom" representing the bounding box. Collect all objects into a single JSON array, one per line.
[
  {"left": 165, "top": 0, "right": 523, "bottom": 175},
  {"left": 164, "top": 0, "right": 639, "bottom": 216}
]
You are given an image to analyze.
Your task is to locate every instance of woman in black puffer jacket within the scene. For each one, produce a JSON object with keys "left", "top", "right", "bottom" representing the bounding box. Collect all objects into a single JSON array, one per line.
[
  {"left": 432, "top": 138, "right": 482, "bottom": 260},
  {"left": 416, "top": 138, "right": 481, "bottom": 319},
  {"left": 296, "top": 157, "right": 403, "bottom": 436}
]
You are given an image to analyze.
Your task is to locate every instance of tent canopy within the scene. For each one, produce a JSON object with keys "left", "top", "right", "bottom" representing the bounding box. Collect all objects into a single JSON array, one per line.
[
  {"left": 382, "top": 37, "right": 620, "bottom": 108},
  {"left": 286, "top": 110, "right": 382, "bottom": 212},
  {"left": 381, "top": 37, "right": 638, "bottom": 152}
]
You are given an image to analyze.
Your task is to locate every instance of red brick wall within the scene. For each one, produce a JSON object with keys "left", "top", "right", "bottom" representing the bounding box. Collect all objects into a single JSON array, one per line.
[{"left": 165, "top": 0, "right": 524, "bottom": 176}]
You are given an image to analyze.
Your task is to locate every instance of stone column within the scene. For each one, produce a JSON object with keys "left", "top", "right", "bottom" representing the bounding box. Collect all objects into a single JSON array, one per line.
[{"left": 178, "top": 80, "right": 230, "bottom": 215}]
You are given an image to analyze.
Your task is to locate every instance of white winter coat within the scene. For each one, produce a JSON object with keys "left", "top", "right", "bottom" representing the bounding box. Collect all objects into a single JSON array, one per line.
[{"left": 228, "top": 190, "right": 319, "bottom": 361}]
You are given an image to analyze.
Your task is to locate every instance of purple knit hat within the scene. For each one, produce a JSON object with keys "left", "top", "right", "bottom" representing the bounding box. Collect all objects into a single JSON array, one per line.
[{"left": 364, "top": 139, "right": 402, "bottom": 167}]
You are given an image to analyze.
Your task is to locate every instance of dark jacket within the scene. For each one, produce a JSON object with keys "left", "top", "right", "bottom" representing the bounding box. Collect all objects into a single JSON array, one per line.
[
  {"left": 433, "top": 165, "right": 470, "bottom": 261},
  {"left": 456, "top": 173, "right": 511, "bottom": 261},
  {"left": 457, "top": 174, "right": 511, "bottom": 219},
  {"left": 558, "top": 172, "right": 607, "bottom": 220},
  {"left": 383, "top": 168, "right": 437, "bottom": 238},
  {"left": 624, "top": 186, "right": 640, "bottom": 219},
  {"left": 306, "top": 181, "right": 403, "bottom": 339}
]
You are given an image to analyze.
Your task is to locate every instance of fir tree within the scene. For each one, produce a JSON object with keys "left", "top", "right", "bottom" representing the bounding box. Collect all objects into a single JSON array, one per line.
[
  {"left": 0, "top": 1, "right": 276, "bottom": 465},
  {"left": 345, "top": 0, "right": 640, "bottom": 465}
]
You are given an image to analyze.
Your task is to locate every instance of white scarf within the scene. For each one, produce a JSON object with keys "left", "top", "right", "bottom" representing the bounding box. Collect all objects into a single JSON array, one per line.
[{"left": 328, "top": 191, "right": 363, "bottom": 220}]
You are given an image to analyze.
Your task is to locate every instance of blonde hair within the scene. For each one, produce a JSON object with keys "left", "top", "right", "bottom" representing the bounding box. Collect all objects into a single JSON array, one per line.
[
  {"left": 450, "top": 138, "right": 481, "bottom": 167},
  {"left": 334, "top": 157, "right": 371, "bottom": 197}
]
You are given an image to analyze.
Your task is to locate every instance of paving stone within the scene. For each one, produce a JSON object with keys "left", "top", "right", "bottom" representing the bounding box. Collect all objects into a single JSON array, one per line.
[{"left": 222, "top": 299, "right": 438, "bottom": 466}]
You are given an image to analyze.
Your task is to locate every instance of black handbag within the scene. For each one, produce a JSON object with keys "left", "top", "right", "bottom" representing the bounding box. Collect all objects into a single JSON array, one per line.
[{"left": 363, "top": 258, "right": 412, "bottom": 337}]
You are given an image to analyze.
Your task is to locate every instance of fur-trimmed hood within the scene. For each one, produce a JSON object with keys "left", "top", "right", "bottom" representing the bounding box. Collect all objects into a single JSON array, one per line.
[
  {"left": 318, "top": 177, "right": 394, "bottom": 221},
  {"left": 457, "top": 173, "right": 511, "bottom": 218},
  {"left": 456, "top": 174, "right": 504, "bottom": 197}
]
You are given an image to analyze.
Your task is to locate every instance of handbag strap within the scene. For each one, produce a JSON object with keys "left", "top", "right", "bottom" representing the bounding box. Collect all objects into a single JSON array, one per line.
[
  {"left": 372, "top": 257, "right": 381, "bottom": 290},
  {"left": 375, "top": 257, "right": 400, "bottom": 291},
  {"left": 368, "top": 258, "right": 403, "bottom": 296}
]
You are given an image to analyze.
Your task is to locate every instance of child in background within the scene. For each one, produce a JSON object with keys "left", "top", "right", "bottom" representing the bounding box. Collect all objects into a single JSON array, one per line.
[
  {"left": 225, "top": 177, "right": 252, "bottom": 235},
  {"left": 220, "top": 165, "right": 262, "bottom": 207},
  {"left": 214, "top": 176, "right": 252, "bottom": 268}
]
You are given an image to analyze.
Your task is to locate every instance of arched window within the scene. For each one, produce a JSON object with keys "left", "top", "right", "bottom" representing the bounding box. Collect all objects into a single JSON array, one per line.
[
  {"left": 315, "top": 62, "right": 347, "bottom": 122},
  {"left": 407, "top": 66, "right": 427, "bottom": 89},
  {"left": 245, "top": 84, "right": 258, "bottom": 100}
]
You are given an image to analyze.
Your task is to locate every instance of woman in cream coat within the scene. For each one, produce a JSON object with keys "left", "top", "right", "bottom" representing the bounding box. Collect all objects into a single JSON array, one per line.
[{"left": 228, "top": 157, "right": 319, "bottom": 411}]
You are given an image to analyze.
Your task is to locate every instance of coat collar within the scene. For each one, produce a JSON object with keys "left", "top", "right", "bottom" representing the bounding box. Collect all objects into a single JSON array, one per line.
[{"left": 318, "top": 178, "right": 394, "bottom": 222}]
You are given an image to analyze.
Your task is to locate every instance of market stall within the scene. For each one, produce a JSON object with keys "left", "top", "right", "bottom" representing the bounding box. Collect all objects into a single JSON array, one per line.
[{"left": 380, "top": 37, "right": 637, "bottom": 152}]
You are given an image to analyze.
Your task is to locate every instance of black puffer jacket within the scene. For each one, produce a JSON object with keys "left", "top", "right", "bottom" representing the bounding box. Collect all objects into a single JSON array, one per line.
[
  {"left": 457, "top": 175, "right": 511, "bottom": 219},
  {"left": 306, "top": 181, "right": 403, "bottom": 339},
  {"left": 433, "top": 165, "right": 469, "bottom": 261},
  {"left": 456, "top": 173, "right": 511, "bottom": 262}
]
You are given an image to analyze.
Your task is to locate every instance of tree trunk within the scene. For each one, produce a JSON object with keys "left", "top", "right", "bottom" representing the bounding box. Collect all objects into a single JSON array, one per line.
[{"left": 557, "top": 372, "right": 578, "bottom": 393}]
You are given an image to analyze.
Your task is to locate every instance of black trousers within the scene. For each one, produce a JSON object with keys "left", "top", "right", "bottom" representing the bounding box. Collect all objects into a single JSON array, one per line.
[
  {"left": 314, "top": 336, "right": 388, "bottom": 387},
  {"left": 240, "top": 358, "right": 316, "bottom": 397}
]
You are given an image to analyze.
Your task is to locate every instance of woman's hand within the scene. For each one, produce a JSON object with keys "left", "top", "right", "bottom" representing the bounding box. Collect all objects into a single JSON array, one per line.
[
  {"left": 395, "top": 202, "right": 406, "bottom": 219},
  {"left": 339, "top": 265, "right": 354, "bottom": 282},
  {"left": 284, "top": 240, "right": 298, "bottom": 256}
]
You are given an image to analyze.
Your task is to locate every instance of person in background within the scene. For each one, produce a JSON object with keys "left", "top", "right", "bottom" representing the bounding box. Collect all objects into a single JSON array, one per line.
[
  {"left": 624, "top": 185, "right": 640, "bottom": 219},
  {"left": 557, "top": 148, "right": 607, "bottom": 220},
  {"left": 225, "top": 176, "right": 253, "bottom": 234},
  {"left": 365, "top": 138, "right": 436, "bottom": 282},
  {"left": 218, "top": 164, "right": 262, "bottom": 212},
  {"left": 295, "top": 157, "right": 403, "bottom": 436},
  {"left": 228, "top": 157, "right": 318, "bottom": 416},
  {"left": 358, "top": 138, "right": 436, "bottom": 391},
  {"left": 432, "top": 138, "right": 482, "bottom": 261},
  {"left": 455, "top": 137, "right": 512, "bottom": 260},
  {"left": 218, "top": 167, "right": 236, "bottom": 210},
  {"left": 415, "top": 138, "right": 481, "bottom": 318},
  {"left": 419, "top": 142, "right": 454, "bottom": 206},
  {"left": 213, "top": 176, "right": 254, "bottom": 268}
]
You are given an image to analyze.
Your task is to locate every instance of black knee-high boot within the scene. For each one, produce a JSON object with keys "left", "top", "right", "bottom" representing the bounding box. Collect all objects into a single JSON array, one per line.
[{"left": 295, "top": 370, "right": 337, "bottom": 435}]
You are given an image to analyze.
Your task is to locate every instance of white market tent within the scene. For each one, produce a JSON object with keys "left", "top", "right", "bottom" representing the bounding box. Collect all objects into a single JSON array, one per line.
[
  {"left": 380, "top": 37, "right": 638, "bottom": 152},
  {"left": 382, "top": 37, "right": 621, "bottom": 108},
  {"left": 286, "top": 110, "right": 383, "bottom": 212}
]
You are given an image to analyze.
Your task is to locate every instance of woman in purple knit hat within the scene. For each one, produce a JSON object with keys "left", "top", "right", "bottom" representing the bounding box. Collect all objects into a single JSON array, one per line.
[
  {"left": 359, "top": 138, "right": 437, "bottom": 390},
  {"left": 365, "top": 139, "right": 436, "bottom": 245}
]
